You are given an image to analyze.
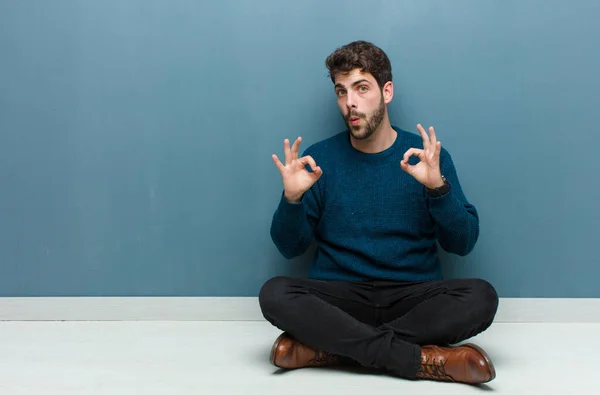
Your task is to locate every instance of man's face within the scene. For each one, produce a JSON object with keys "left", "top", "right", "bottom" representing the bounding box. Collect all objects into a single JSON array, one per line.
[{"left": 334, "top": 69, "right": 387, "bottom": 140}]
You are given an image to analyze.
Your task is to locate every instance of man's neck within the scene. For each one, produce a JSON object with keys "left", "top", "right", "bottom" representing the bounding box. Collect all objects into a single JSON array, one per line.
[{"left": 350, "top": 119, "right": 397, "bottom": 154}]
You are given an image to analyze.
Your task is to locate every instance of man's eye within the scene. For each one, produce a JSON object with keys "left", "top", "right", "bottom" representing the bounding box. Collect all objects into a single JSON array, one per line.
[
  {"left": 337, "top": 90, "right": 346, "bottom": 96},
  {"left": 359, "top": 86, "right": 368, "bottom": 92}
]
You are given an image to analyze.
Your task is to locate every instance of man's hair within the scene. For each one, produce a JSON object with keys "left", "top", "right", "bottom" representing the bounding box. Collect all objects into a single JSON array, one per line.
[{"left": 325, "top": 41, "right": 392, "bottom": 89}]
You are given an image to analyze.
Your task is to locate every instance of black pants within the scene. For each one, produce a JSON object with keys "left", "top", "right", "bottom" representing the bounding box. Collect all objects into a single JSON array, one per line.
[{"left": 259, "top": 276, "right": 499, "bottom": 379}]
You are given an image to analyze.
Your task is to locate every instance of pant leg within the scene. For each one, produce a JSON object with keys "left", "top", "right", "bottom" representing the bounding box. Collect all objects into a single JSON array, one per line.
[
  {"left": 258, "top": 276, "right": 422, "bottom": 378},
  {"left": 377, "top": 278, "right": 499, "bottom": 346}
]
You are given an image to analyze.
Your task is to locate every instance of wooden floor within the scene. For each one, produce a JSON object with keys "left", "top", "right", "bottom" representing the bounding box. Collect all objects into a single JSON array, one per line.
[{"left": 0, "top": 320, "right": 598, "bottom": 394}]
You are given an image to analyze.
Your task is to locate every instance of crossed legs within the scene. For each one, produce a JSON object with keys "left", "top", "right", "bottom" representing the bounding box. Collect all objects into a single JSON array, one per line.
[{"left": 259, "top": 277, "right": 499, "bottom": 380}]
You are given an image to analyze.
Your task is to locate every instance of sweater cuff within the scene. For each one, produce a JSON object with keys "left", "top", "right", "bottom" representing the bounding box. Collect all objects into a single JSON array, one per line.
[
  {"left": 426, "top": 187, "right": 463, "bottom": 220},
  {"left": 275, "top": 191, "right": 306, "bottom": 219}
]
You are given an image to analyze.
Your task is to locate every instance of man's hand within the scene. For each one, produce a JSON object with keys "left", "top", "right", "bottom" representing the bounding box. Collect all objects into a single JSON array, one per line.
[
  {"left": 400, "top": 124, "right": 444, "bottom": 189},
  {"left": 272, "top": 137, "right": 323, "bottom": 203}
]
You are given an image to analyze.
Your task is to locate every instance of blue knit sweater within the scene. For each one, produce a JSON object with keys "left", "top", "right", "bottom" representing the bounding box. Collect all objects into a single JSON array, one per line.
[{"left": 270, "top": 126, "right": 479, "bottom": 282}]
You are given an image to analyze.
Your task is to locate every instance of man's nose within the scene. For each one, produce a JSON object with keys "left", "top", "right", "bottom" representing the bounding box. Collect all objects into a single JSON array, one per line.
[{"left": 345, "top": 91, "right": 357, "bottom": 110}]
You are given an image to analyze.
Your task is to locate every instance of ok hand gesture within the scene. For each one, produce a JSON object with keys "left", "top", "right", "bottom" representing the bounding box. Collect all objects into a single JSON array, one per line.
[
  {"left": 400, "top": 124, "right": 445, "bottom": 189},
  {"left": 272, "top": 137, "right": 323, "bottom": 203}
]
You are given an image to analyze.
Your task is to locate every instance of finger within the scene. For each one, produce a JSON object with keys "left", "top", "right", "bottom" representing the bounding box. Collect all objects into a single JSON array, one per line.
[
  {"left": 416, "top": 124, "right": 430, "bottom": 149},
  {"left": 403, "top": 148, "right": 423, "bottom": 163},
  {"left": 310, "top": 166, "right": 323, "bottom": 180},
  {"left": 435, "top": 141, "right": 441, "bottom": 157},
  {"left": 400, "top": 160, "right": 413, "bottom": 174},
  {"left": 291, "top": 137, "right": 302, "bottom": 160},
  {"left": 298, "top": 155, "right": 317, "bottom": 170},
  {"left": 284, "top": 139, "right": 292, "bottom": 165},
  {"left": 429, "top": 126, "right": 437, "bottom": 148},
  {"left": 272, "top": 154, "right": 285, "bottom": 173}
]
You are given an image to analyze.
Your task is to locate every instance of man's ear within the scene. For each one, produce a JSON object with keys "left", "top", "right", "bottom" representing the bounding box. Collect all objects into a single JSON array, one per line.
[{"left": 382, "top": 81, "right": 394, "bottom": 104}]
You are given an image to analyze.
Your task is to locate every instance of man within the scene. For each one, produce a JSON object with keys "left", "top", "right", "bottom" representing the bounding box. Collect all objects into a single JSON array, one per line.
[{"left": 259, "top": 41, "right": 499, "bottom": 384}]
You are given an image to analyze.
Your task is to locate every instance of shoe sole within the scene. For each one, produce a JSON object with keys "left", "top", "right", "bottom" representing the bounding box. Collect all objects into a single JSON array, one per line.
[
  {"left": 270, "top": 332, "right": 288, "bottom": 367},
  {"left": 461, "top": 343, "right": 496, "bottom": 382}
]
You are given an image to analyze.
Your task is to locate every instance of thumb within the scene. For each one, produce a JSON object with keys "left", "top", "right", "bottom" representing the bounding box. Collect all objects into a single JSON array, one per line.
[
  {"left": 310, "top": 166, "right": 323, "bottom": 179},
  {"left": 297, "top": 155, "right": 318, "bottom": 172},
  {"left": 400, "top": 160, "right": 412, "bottom": 174}
]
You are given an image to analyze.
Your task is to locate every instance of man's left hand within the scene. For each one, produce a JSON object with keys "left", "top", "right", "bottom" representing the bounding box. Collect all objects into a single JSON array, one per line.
[{"left": 400, "top": 124, "right": 444, "bottom": 189}]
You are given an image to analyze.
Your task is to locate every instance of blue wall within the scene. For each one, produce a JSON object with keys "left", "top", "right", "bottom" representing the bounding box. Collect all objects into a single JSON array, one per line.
[{"left": 1, "top": 1, "right": 599, "bottom": 297}]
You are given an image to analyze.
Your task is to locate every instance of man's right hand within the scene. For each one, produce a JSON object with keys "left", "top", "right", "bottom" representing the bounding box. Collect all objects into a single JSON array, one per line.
[{"left": 272, "top": 137, "right": 323, "bottom": 203}]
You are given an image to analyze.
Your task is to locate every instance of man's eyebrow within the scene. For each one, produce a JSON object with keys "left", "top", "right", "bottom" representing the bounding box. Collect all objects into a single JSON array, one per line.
[{"left": 334, "top": 79, "right": 371, "bottom": 89}]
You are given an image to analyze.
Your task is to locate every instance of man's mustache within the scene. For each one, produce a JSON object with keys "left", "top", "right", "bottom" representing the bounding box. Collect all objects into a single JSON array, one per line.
[{"left": 347, "top": 111, "right": 366, "bottom": 120}]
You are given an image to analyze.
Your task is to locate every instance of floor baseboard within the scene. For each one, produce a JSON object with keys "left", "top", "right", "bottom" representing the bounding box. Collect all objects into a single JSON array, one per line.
[{"left": 1, "top": 297, "right": 598, "bottom": 322}]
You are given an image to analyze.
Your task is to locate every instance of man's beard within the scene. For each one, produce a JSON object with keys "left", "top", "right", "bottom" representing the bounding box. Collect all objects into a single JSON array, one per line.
[{"left": 344, "top": 95, "right": 386, "bottom": 140}]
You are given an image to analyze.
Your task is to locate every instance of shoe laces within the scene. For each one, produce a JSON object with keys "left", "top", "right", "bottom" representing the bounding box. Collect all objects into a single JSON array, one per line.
[
  {"left": 419, "top": 356, "right": 453, "bottom": 381},
  {"left": 308, "top": 349, "right": 338, "bottom": 366}
]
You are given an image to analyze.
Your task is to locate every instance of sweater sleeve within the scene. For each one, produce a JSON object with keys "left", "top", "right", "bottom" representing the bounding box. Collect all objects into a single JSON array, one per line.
[
  {"left": 269, "top": 150, "right": 323, "bottom": 259},
  {"left": 427, "top": 148, "right": 479, "bottom": 256}
]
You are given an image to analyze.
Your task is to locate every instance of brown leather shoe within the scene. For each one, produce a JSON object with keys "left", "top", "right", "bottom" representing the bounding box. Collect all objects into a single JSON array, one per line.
[
  {"left": 416, "top": 343, "right": 496, "bottom": 384},
  {"left": 270, "top": 332, "right": 339, "bottom": 369}
]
